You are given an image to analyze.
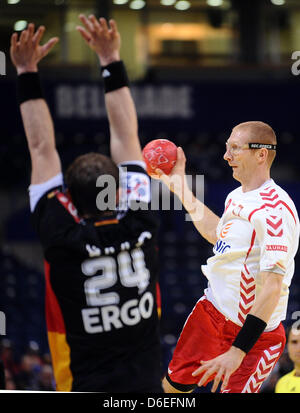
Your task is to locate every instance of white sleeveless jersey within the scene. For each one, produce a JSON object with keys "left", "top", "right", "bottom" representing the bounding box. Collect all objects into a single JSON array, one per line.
[{"left": 203, "top": 179, "right": 300, "bottom": 331}]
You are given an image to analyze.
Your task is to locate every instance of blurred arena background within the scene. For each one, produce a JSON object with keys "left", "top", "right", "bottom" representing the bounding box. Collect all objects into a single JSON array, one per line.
[{"left": 0, "top": 0, "right": 299, "bottom": 392}]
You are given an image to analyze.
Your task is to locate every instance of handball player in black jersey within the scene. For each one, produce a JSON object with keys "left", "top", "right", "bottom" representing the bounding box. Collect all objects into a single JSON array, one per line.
[{"left": 10, "top": 16, "right": 162, "bottom": 392}]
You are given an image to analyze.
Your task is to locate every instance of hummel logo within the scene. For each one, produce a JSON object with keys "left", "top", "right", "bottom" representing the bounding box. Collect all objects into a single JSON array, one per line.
[
  {"left": 102, "top": 69, "right": 111, "bottom": 78},
  {"left": 266, "top": 216, "right": 283, "bottom": 237}
]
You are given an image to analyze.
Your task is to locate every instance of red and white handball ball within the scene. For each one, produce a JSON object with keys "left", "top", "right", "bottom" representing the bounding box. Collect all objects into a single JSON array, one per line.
[{"left": 142, "top": 139, "right": 177, "bottom": 176}]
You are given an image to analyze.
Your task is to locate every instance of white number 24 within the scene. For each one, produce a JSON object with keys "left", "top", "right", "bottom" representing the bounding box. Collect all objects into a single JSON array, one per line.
[{"left": 81, "top": 248, "right": 150, "bottom": 307}]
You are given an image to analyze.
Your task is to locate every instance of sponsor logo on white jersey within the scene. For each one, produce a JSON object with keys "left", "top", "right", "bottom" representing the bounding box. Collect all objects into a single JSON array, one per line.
[{"left": 214, "top": 239, "right": 231, "bottom": 254}]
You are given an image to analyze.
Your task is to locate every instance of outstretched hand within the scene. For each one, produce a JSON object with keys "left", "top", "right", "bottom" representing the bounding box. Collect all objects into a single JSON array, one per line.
[
  {"left": 77, "top": 15, "right": 120, "bottom": 66},
  {"left": 10, "top": 23, "right": 59, "bottom": 74}
]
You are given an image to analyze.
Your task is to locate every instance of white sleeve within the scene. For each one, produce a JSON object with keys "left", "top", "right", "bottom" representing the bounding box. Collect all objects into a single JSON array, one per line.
[
  {"left": 28, "top": 173, "right": 64, "bottom": 212},
  {"left": 117, "top": 161, "right": 151, "bottom": 216},
  {"left": 252, "top": 208, "right": 293, "bottom": 275}
]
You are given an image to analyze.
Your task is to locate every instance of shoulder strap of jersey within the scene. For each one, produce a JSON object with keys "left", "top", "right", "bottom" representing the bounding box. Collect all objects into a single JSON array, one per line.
[{"left": 52, "top": 190, "right": 81, "bottom": 223}]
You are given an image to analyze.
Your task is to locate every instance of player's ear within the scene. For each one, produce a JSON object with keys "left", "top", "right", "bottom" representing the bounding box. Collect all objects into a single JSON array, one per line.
[{"left": 257, "top": 148, "right": 267, "bottom": 163}]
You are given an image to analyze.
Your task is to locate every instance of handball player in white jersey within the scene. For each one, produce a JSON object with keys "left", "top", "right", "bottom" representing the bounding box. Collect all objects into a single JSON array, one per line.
[{"left": 155, "top": 121, "right": 299, "bottom": 393}]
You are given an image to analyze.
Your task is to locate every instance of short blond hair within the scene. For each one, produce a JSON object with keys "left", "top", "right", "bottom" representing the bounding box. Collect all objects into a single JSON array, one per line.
[{"left": 233, "top": 121, "right": 277, "bottom": 167}]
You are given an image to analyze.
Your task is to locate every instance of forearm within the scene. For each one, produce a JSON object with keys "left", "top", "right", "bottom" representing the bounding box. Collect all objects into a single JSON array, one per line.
[
  {"left": 77, "top": 16, "right": 142, "bottom": 164},
  {"left": 17, "top": 69, "right": 56, "bottom": 154},
  {"left": 105, "top": 87, "right": 142, "bottom": 161},
  {"left": 231, "top": 271, "right": 282, "bottom": 356},
  {"left": 105, "top": 87, "right": 138, "bottom": 136},
  {"left": 20, "top": 98, "right": 56, "bottom": 154},
  {"left": 18, "top": 74, "right": 61, "bottom": 184},
  {"left": 177, "top": 181, "right": 220, "bottom": 245},
  {"left": 100, "top": 59, "right": 142, "bottom": 163},
  {"left": 97, "top": 49, "right": 139, "bottom": 156},
  {"left": 11, "top": 24, "right": 61, "bottom": 184}
]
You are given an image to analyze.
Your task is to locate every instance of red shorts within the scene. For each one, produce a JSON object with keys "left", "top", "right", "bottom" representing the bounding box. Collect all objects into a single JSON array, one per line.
[{"left": 166, "top": 297, "right": 286, "bottom": 393}]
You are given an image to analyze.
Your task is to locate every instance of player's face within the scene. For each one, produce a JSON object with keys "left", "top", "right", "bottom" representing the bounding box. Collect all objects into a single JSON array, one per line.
[
  {"left": 223, "top": 129, "right": 256, "bottom": 184},
  {"left": 287, "top": 329, "right": 300, "bottom": 365}
]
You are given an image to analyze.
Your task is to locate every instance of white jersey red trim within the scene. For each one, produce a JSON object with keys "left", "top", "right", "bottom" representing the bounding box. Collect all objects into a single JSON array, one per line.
[{"left": 203, "top": 179, "right": 300, "bottom": 331}]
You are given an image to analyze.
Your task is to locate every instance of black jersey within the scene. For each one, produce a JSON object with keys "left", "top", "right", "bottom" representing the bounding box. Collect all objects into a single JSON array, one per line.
[{"left": 31, "top": 163, "right": 162, "bottom": 392}]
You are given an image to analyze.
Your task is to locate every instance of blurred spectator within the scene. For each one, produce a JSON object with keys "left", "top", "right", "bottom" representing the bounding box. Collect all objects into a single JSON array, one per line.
[
  {"left": 37, "top": 365, "right": 55, "bottom": 391},
  {"left": 276, "top": 350, "right": 294, "bottom": 377},
  {"left": 15, "top": 354, "right": 41, "bottom": 390},
  {"left": 4, "top": 368, "right": 16, "bottom": 390},
  {"left": 41, "top": 352, "right": 52, "bottom": 366},
  {"left": 275, "top": 325, "right": 300, "bottom": 393},
  {"left": 0, "top": 338, "right": 56, "bottom": 391},
  {"left": 26, "top": 341, "right": 43, "bottom": 369},
  {"left": 0, "top": 339, "right": 19, "bottom": 378}
]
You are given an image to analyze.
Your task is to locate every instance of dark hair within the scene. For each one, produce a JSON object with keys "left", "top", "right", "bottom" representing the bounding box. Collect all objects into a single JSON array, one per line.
[
  {"left": 65, "top": 152, "right": 119, "bottom": 218},
  {"left": 286, "top": 323, "right": 300, "bottom": 341}
]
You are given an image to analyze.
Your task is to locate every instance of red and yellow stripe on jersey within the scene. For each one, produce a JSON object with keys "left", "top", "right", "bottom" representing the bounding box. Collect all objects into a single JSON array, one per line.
[{"left": 44, "top": 260, "right": 73, "bottom": 391}]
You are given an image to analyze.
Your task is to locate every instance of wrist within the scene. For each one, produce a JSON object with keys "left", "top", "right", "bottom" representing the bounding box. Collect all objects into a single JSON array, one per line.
[
  {"left": 100, "top": 60, "right": 129, "bottom": 93},
  {"left": 98, "top": 53, "right": 120, "bottom": 67},
  {"left": 232, "top": 314, "right": 267, "bottom": 354},
  {"left": 231, "top": 345, "right": 246, "bottom": 359},
  {"left": 16, "top": 65, "right": 38, "bottom": 75},
  {"left": 17, "top": 72, "right": 44, "bottom": 104}
]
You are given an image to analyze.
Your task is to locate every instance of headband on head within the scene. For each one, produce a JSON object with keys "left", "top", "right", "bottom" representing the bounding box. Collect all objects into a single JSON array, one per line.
[{"left": 248, "top": 143, "right": 277, "bottom": 150}]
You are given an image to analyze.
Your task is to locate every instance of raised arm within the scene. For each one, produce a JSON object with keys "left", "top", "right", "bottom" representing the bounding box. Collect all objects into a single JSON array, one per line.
[
  {"left": 76, "top": 15, "right": 143, "bottom": 164},
  {"left": 10, "top": 24, "right": 61, "bottom": 185},
  {"left": 155, "top": 147, "right": 220, "bottom": 245}
]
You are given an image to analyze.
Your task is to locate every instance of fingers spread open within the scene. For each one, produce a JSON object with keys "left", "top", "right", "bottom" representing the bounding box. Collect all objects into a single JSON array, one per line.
[
  {"left": 211, "top": 369, "right": 224, "bottom": 393},
  {"left": 99, "top": 17, "right": 109, "bottom": 33},
  {"left": 27, "top": 23, "right": 35, "bottom": 41},
  {"left": 109, "top": 19, "right": 118, "bottom": 34},
  {"left": 88, "top": 14, "right": 101, "bottom": 34},
  {"left": 41, "top": 37, "right": 59, "bottom": 57},
  {"left": 192, "top": 361, "right": 206, "bottom": 377},
  {"left": 197, "top": 366, "right": 216, "bottom": 387},
  {"left": 10, "top": 32, "right": 18, "bottom": 49},
  {"left": 32, "top": 26, "right": 45, "bottom": 48},
  {"left": 220, "top": 371, "right": 231, "bottom": 392},
  {"left": 78, "top": 14, "right": 95, "bottom": 34},
  {"left": 76, "top": 26, "right": 92, "bottom": 44},
  {"left": 19, "top": 29, "right": 29, "bottom": 45}
]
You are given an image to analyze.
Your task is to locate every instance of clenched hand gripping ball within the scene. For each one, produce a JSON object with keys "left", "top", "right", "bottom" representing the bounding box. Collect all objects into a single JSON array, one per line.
[{"left": 142, "top": 139, "right": 177, "bottom": 176}]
